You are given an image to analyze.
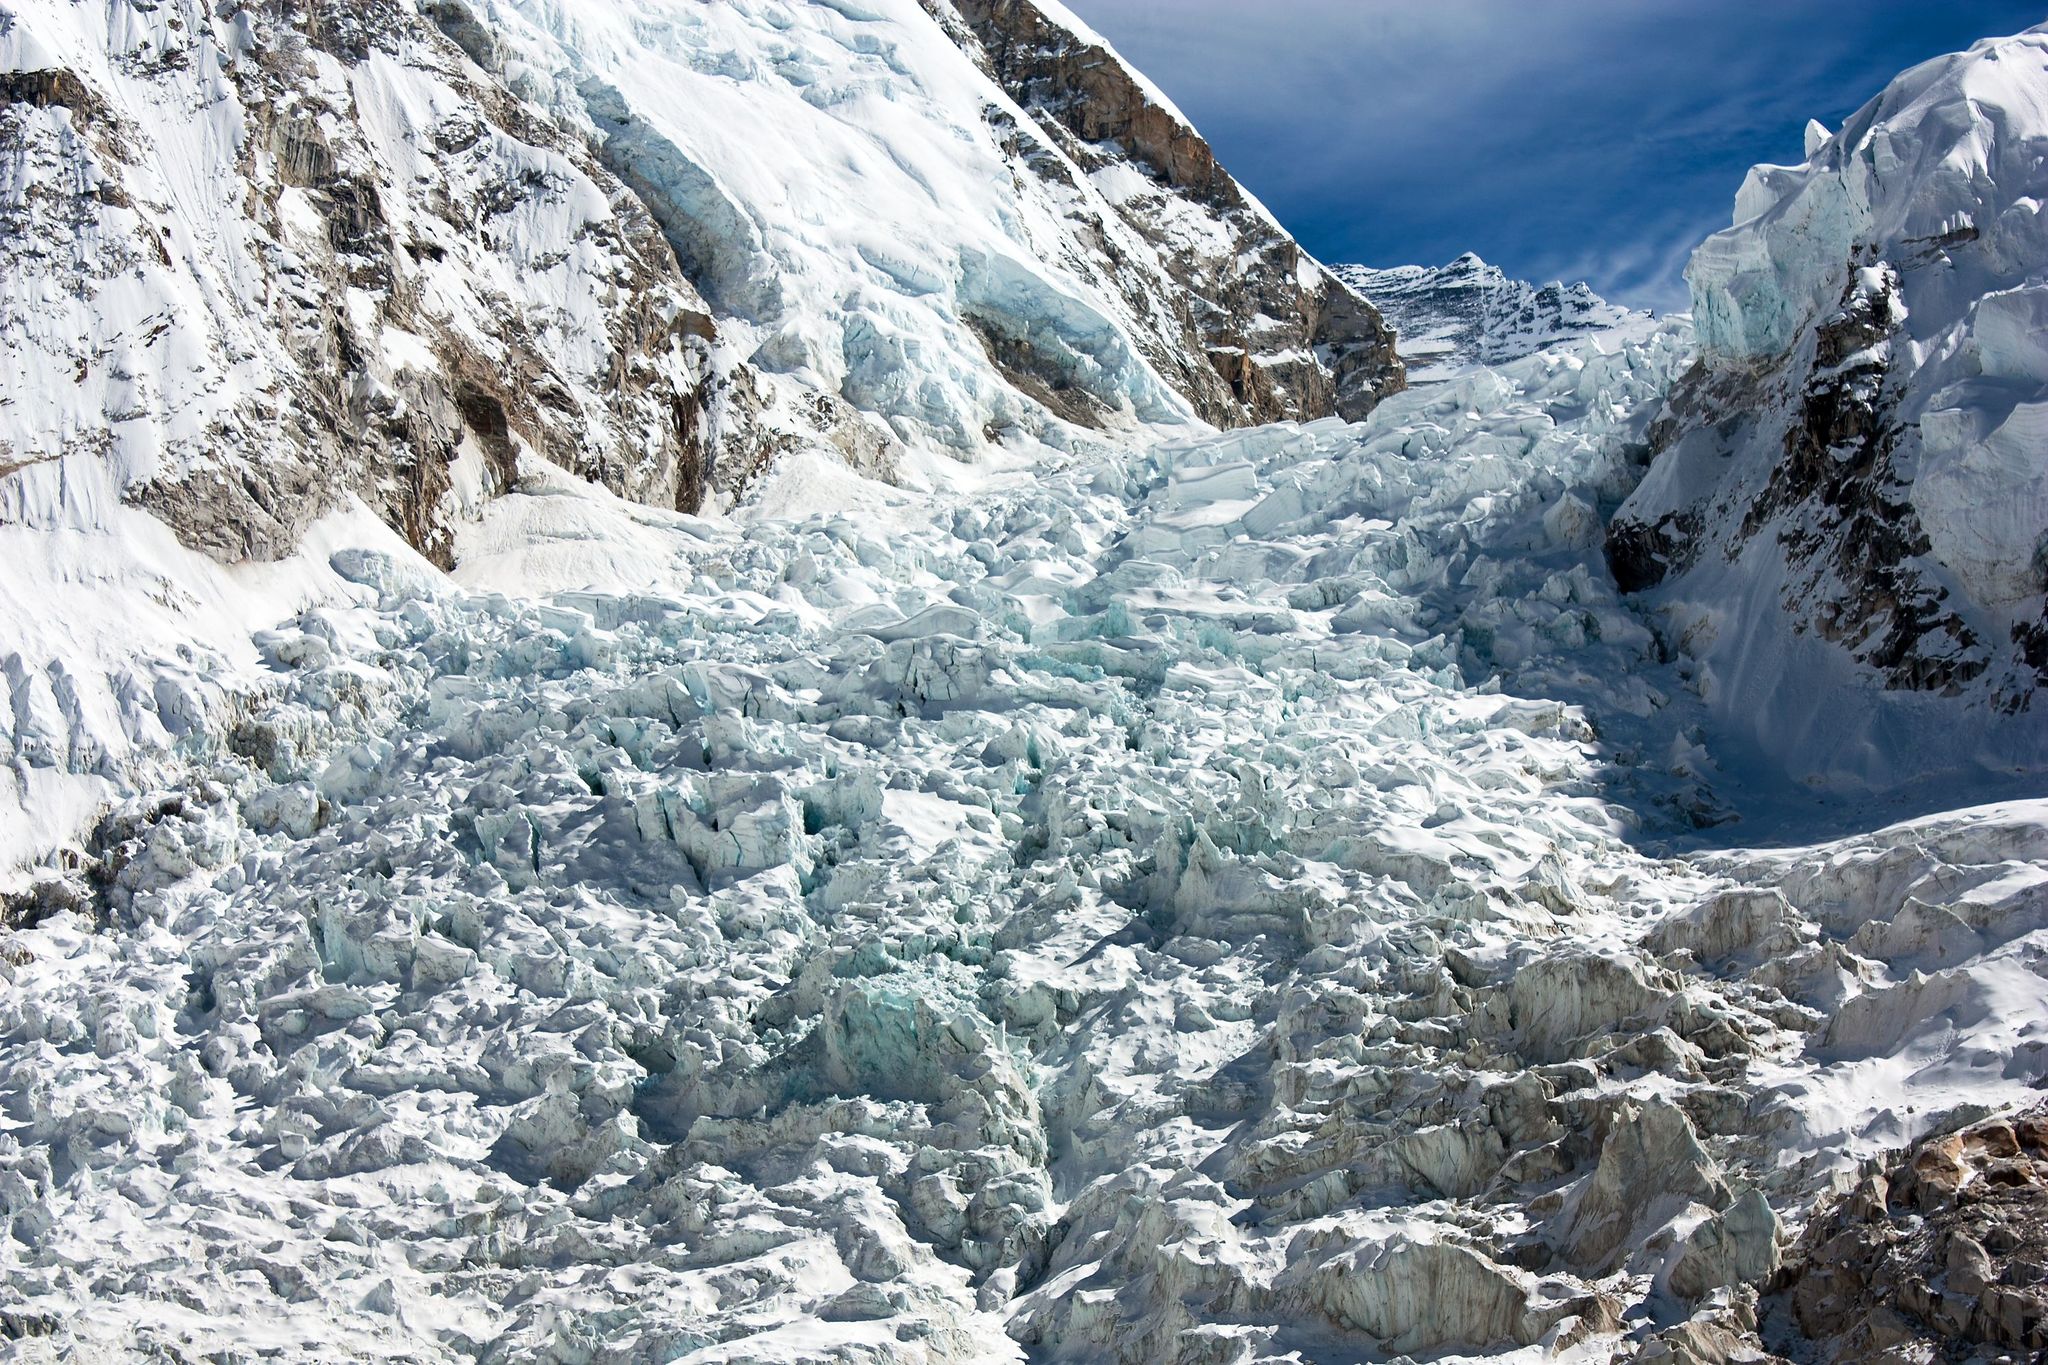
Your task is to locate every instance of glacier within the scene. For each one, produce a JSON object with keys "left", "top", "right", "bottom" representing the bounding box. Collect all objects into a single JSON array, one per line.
[
  {"left": 5, "top": 5, "right": 2048, "bottom": 1364},
  {"left": 5, "top": 307, "right": 2047, "bottom": 1362}
]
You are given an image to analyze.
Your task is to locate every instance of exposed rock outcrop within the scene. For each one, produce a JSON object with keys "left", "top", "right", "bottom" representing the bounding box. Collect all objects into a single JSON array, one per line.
[
  {"left": 934, "top": 0, "right": 1403, "bottom": 424},
  {"left": 1776, "top": 1107, "right": 2048, "bottom": 1362}
]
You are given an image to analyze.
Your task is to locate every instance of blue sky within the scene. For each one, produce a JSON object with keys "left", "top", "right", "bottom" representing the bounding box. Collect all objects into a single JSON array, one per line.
[{"left": 1062, "top": 1, "right": 2048, "bottom": 311}]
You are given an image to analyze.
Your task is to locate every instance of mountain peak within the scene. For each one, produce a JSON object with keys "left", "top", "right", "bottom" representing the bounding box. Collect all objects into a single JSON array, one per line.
[
  {"left": 1336, "top": 255, "right": 1639, "bottom": 382},
  {"left": 1613, "top": 22, "right": 2048, "bottom": 785}
]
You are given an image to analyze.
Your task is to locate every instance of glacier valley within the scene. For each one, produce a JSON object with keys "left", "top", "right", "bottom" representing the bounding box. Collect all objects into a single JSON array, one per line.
[
  {"left": 5, "top": 4, "right": 2048, "bottom": 1364},
  {"left": 6, "top": 310, "right": 2048, "bottom": 1363}
]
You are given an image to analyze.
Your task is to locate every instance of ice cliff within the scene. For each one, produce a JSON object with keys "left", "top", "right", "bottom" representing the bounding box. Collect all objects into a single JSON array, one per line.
[{"left": 1610, "top": 24, "right": 2048, "bottom": 792}]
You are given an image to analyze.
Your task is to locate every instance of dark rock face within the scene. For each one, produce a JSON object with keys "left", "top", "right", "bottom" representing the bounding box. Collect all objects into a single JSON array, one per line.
[
  {"left": 232, "top": 1, "right": 726, "bottom": 551},
  {"left": 1740, "top": 267, "right": 1981, "bottom": 696},
  {"left": 1609, "top": 264, "right": 1985, "bottom": 697},
  {"left": 1774, "top": 1108, "right": 2048, "bottom": 1362},
  {"left": 1605, "top": 508, "right": 1701, "bottom": 596},
  {"left": 0, "top": 69, "right": 97, "bottom": 119},
  {"left": 934, "top": 0, "right": 1403, "bottom": 425}
]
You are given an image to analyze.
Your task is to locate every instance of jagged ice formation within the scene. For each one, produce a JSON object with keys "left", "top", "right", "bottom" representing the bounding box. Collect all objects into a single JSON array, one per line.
[{"left": 2, "top": 8, "right": 2048, "bottom": 1365}]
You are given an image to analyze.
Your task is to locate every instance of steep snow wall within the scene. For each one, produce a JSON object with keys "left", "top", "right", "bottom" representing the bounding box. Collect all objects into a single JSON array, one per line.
[{"left": 1610, "top": 24, "right": 2048, "bottom": 792}]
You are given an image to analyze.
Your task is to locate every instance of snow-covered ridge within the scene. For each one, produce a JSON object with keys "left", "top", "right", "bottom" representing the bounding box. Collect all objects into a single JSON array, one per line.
[
  {"left": 937, "top": 0, "right": 1402, "bottom": 422},
  {"left": 1339, "top": 254, "right": 1638, "bottom": 384},
  {"left": 1611, "top": 23, "right": 2048, "bottom": 791}
]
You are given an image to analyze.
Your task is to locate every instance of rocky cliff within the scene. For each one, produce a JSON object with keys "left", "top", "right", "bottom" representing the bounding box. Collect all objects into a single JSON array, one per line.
[
  {"left": 937, "top": 0, "right": 1402, "bottom": 423},
  {"left": 1776, "top": 1106, "right": 2048, "bottom": 1362}
]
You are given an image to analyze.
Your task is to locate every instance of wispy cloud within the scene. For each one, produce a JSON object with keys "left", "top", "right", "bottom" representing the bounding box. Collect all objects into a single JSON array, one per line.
[{"left": 1064, "top": 0, "right": 2048, "bottom": 309}]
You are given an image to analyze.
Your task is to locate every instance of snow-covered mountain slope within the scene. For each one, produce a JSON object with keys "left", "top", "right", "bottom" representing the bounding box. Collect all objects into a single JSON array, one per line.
[
  {"left": 476, "top": 0, "right": 1398, "bottom": 450},
  {"left": 0, "top": 0, "right": 1399, "bottom": 869},
  {"left": 0, "top": 0, "right": 726, "bottom": 563},
  {"left": 939, "top": 0, "right": 1401, "bottom": 423},
  {"left": 6, "top": 310, "right": 2047, "bottom": 1364},
  {"left": 1609, "top": 25, "right": 2048, "bottom": 792},
  {"left": 0, "top": 0, "right": 737, "bottom": 869},
  {"left": 0, "top": 0, "right": 1399, "bottom": 564},
  {"left": 1340, "top": 254, "right": 1638, "bottom": 384}
]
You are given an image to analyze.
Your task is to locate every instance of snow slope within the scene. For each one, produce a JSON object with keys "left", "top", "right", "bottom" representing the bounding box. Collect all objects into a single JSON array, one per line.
[
  {"left": 478, "top": 0, "right": 1399, "bottom": 449},
  {"left": 0, "top": 0, "right": 725, "bottom": 558},
  {"left": 1611, "top": 24, "right": 2048, "bottom": 792}
]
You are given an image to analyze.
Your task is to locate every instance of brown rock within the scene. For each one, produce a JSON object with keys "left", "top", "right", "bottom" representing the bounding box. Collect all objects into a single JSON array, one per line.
[
  {"left": 1774, "top": 1104, "right": 2048, "bottom": 1361},
  {"left": 933, "top": 0, "right": 1403, "bottom": 427}
]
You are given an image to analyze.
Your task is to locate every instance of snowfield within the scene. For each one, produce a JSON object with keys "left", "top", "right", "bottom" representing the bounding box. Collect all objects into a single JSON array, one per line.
[{"left": 5, "top": 308, "right": 2046, "bottom": 1363}]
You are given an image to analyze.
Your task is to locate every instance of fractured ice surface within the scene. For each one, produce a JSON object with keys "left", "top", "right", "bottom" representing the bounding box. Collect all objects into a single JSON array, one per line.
[{"left": 5, "top": 312, "right": 2048, "bottom": 1362}]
